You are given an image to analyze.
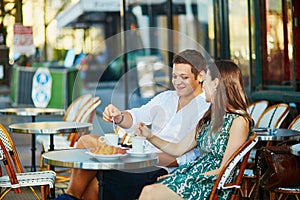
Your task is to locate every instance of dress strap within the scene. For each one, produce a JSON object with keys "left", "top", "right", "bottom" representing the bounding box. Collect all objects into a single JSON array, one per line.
[{"left": 232, "top": 109, "right": 254, "bottom": 134}]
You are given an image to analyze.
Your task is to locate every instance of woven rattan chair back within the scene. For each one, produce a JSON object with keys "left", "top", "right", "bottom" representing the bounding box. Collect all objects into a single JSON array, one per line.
[
  {"left": 247, "top": 100, "right": 269, "bottom": 126},
  {"left": 0, "top": 124, "right": 55, "bottom": 200},
  {"left": 256, "top": 103, "right": 289, "bottom": 128},
  {"left": 209, "top": 133, "right": 258, "bottom": 200}
]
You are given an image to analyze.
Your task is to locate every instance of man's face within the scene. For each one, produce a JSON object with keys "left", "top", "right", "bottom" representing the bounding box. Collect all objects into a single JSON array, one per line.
[{"left": 172, "top": 63, "right": 200, "bottom": 97}]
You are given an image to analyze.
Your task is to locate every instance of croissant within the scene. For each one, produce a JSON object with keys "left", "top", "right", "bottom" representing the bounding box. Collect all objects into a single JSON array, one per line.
[{"left": 91, "top": 137, "right": 126, "bottom": 155}]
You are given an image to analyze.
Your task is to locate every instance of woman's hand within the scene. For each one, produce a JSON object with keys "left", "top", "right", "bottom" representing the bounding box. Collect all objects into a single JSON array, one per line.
[
  {"left": 157, "top": 174, "right": 173, "bottom": 181},
  {"left": 135, "top": 123, "right": 153, "bottom": 139},
  {"left": 102, "top": 104, "right": 122, "bottom": 123}
]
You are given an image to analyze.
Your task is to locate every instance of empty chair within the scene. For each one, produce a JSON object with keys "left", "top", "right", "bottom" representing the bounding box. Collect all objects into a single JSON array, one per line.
[
  {"left": 67, "top": 96, "right": 101, "bottom": 147},
  {"left": 256, "top": 103, "right": 290, "bottom": 128},
  {"left": 63, "top": 93, "right": 93, "bottom": 122},
  {"left": 49, "top": 97, "right": 101, "bottom": 183},
  {"left": 288, "top": 114, "right": 300, "bottom": 131},
  {"left": 209, "top": 133, "right": 258, "bottom": 200},
  {"left": 0, "top": 124, "right": 55, "bottom": 200},
  {"left": 36, "top": 94, "right": 94, "bottom": 152},
  {"left": 247, "top": 100, "right": 269, "bottom": 125},
  {"left": 38, "top": 96, "right": 101, "bottom": 170},
  {"left": 264, "top": 115, "right": 300, "bottom": 200},
  {"left": 241, "top": 111, "right": 297, "bottom": 199}
]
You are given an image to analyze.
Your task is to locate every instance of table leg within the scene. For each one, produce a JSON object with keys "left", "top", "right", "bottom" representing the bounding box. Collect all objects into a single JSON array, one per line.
[
  {"left": 48, "top": 134, "right": 56, "bottom": 199},
  {"left": 49, "top": 134, "right": 54, "bottom": 152},
  {"left": 31, "top": 135, "right": 36, "bottom": 172},
  {"left": 31, "top": 116, "right": 36, "bottom": 172},
  {"left": 97, "top": 171, "right": 104, "bottom": 200}
]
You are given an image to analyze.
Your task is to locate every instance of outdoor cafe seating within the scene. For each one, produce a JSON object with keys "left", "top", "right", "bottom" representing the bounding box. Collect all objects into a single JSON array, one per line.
[
  {"left": 37, "top": 94, "right": 101, "bottom": 183},
  {"left": 0, "top": 124, "right": 55, "bottom": 200},
  {"left": 241, "top": 110, "right": 300, "bottom": 200},
  {"left": 266, "top": 114, "right": 300, "bottom": 200},
  {"left": 247, "top": 100, "right": 269, "bottom": 126}
]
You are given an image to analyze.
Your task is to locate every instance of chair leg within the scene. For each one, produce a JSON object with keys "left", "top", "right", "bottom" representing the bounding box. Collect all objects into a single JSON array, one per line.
[
  {"left": 29, "top": 186, "right": 42, "bottom": 200},
  {"left": 41, "top": 185, "right": 49, "bottom": 200},
  {"left": 39, "top": 145, "right": 46, "bottom": 170},
  {"left": 0, "top": 188, "right": 12, "bottom": 200},
  {"left": 240, "top": 177, "right": 257, "bottom": 199}
]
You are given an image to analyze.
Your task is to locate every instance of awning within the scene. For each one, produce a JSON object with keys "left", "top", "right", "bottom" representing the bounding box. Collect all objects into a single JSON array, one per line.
[
  {"left": 56, "top": 0, "right": 121, "bottom": 28},
  {"left": 55, "top": 0, "right": 195, "bottom": 28}
]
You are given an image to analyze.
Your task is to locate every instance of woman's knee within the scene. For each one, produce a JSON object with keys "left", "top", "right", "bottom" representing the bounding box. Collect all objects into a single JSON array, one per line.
[{"left": 139, "top": 184, "right": 161, "bottom": 200}]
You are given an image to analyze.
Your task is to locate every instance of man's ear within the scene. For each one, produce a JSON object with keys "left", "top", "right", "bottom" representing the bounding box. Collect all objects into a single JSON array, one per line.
[{"left": 197, "top": 70, "right": 206, "bottom": 83}]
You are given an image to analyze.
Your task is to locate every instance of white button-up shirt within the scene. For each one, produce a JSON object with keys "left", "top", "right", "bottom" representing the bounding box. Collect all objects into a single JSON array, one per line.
[{"left": 126, "top": 90, "right": 210, "bottom": 171}]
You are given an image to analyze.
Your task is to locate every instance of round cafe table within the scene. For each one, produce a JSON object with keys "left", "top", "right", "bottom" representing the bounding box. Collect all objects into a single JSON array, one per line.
[
  {"left": 43, "top": 148, "right": 158, "bottom": 200},
  {"left": 0, "top": 107, "right": 65, "bottom": 122},
  {"left": 10, "top": 121, "right": 93, "bottom": 198},
  {"left": 9, "top": 121, "right": 92, "bottom": 151},
  {"left": 9, "top": 121, "right": 91, "bottom": 172},
  {"left": 254, "top": 128, "right": 300, "bottom": 141},
  {"left": 0, "top": 107, "right": 65, "bottom": 172}
]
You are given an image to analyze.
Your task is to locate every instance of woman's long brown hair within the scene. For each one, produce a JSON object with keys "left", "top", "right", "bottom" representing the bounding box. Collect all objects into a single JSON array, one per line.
[{"left": 196, "top": 60, "right": 254, "bottom": 134}]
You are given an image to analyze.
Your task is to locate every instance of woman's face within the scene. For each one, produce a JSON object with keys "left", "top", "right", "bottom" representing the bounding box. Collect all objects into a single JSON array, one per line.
[
  {"left": 203, "top": 70, "right": 217, "bottom": 102},
  {"left": 172, "top": 63, "right": 200, "bottom": 97}
]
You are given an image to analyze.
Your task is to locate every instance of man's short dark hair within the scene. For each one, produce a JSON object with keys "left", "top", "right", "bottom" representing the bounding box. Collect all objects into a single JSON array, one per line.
[{"left": 172, "top": 49, "right": 206, "bottom": 78}]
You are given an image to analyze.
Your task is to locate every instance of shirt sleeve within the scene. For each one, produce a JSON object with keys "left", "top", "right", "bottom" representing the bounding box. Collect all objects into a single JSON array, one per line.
[
  {"left": 125, "top": 92, "right": 166, "bottom": 132},
  {"left": 176, "top": 148, "right": 200, "bottom": 166}
]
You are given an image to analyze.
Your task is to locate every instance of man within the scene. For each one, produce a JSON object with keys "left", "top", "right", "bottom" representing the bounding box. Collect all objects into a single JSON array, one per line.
[{"left": 56, "top": 49, "right": 210, "bottom": 200}]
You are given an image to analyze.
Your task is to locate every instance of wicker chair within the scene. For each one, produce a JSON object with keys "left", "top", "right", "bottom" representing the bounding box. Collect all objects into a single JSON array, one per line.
[
  {"left": 266, "top": 115, "right": 300, "bottom": 200},
  {"left": 39, "top": 97, "right": 101, "bottom": 183},
  {"left": 36, "top": 93, "right": 93, "bottom": 152},
  {"left": 247, "top": 100, "right": 269, "bottom": 126},
  {"left": 256, "top": 103, "right": 290, "bottom": 129},
  {"left": 242, "top": 114, "right": 300, "bottom": 200},
  {"left": 288, "top": 114, "right": 300, "bottom": 131},
  {"left": 241, "top": 104, "right": 290, "bottom": 199},
  {"left": 0, "top": 124, "right": 55, "bottom": 200},
  {"left": 37, "top": 95, "right": 99, "bottom": 168},
  {"left": 209, "top": 133, "right": 258, "bottom": 200}
]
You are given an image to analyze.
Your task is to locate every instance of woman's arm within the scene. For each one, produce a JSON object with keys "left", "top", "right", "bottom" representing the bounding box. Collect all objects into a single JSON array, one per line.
[
  {"left": 157, "top": 153, "right": 178, "bottom": 167},
  {"left": 203, "top": 115, "right": 249, "bottom": 175},
  {"left": 136, "top": 123, "right": 197, "bottom": 157}
]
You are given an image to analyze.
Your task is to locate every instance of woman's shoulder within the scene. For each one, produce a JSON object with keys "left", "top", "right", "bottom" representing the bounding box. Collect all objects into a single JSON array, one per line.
[{"left": 225, "top": 111, "right": 251, "bottom": 131}]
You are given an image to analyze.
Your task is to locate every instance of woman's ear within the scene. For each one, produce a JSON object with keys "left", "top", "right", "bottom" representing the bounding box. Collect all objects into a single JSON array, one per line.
[{"left": 213, "top": 78, "right": 219, "bottom": 90}]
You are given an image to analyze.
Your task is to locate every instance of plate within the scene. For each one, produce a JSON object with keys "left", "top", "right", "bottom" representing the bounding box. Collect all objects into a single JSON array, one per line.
[
  {"left": 127, "top": 149, "right": 152, "bottom": 158},
  {"left": 253, "top": 127, "right": 268, "bottom": 132},
  {"left": 86, "top": 151, "right": 127, "bottom": 161}
]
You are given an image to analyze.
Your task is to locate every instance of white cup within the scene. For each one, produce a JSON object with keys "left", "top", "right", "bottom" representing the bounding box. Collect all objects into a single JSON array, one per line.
[
  {"left": 131, "top": 136, "right": 146, "bottom": 153},
  {"left": 104, "top": 133, "right": 119, "bottom": 146}
]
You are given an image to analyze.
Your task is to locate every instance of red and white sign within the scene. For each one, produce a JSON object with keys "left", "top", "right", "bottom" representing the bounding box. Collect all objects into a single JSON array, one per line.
[{"left": 13, "top": 23, "right": 35, "bottom": 55}]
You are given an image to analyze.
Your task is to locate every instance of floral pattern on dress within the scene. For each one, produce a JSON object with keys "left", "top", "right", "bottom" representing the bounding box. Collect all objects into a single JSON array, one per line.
[{"left": 159, "top": 113, "right": 239, "bottom": 200}]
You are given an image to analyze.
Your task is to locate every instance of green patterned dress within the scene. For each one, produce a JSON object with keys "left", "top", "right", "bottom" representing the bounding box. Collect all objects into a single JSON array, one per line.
[{"left": 159, "top": 113, "right": 240, "bottom": 200}]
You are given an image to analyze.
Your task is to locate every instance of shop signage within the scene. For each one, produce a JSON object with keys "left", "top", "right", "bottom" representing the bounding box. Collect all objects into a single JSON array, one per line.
[{"left": 13, "top": 23, "right": 35, "bottom": 56}]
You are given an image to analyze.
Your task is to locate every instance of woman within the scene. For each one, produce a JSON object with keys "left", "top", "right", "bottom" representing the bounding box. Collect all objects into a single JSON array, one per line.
[{"left": 136, "top": 60, "right": 254, "bottom": 200}]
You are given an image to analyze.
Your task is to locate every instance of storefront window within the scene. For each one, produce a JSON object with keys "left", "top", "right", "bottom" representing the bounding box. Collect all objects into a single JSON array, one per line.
[
  {"left": 228, "top": 0, "right": 250, "bottom": 87},
  {"left": 263, "top": 0, "right": 293, "bottom": 86}
]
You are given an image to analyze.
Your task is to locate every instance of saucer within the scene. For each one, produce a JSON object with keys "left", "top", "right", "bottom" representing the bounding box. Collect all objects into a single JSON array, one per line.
[
  {"left": 86, "top": 151, "right": 127, "bottom": 161},
  {"left": 127, "top": 149, "right": 152, "bottom": 158}
]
